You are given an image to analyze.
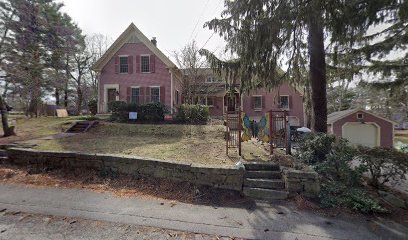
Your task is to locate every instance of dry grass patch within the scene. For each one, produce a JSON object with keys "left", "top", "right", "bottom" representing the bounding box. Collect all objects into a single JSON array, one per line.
[
  {"left": 35, "top": 122, "right": 245, "bottom": 166},
  {"left": 0, "top": 116, "right": 86, "bottom": 144}
]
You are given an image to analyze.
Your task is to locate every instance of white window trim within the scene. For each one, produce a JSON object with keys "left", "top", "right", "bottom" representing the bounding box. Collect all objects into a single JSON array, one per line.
[
  {"left": 140, "top": 54, "right": 151, "bottom": 73},
  {"left": 205, "top": 97, "right": 214, "bottom": 107},
  {"left": 118, "top": 55, "right": 129, "bottom": 74},
  {"left": 150, "top": 86, "right": 160, "bottom": 103},
  {"left": 357, "top": 113, "right": 364, "bottom": 120},
  {"left": 131, "top": 86, "right": 140, "bottom": 104},
  {"left": 279, "top": 95, "right": 290, "bottom": 110},
  {"left": 253, "top": 95, "right": 263, "bottom": 112}
]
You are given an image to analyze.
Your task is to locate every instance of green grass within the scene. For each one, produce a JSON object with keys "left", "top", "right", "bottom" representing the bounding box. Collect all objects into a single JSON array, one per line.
[{"left": 395, "top": 136, "right": 408, "bottom": 144}]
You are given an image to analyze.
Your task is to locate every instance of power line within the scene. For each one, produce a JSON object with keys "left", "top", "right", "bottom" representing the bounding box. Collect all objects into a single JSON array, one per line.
[
  {"left": 188, "top": 0, "right": 210, "bottom": 42},
  {"left": 193, "top": 0, "right": 223, "bottom": 41}
]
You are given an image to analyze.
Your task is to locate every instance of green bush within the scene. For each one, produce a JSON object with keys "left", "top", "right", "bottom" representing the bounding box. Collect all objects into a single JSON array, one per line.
[
  {"left": 296, "top": 133, "right": 384, "bottom": 213},
  {"left": 357, "top": 146, "right": 408, "bottom": 189},
  {"left": 296, "top": 133, "right": 336, "bottom": 164},
  {"left": 88, "top": 99, "right": 98, "bottom": 115},
  {"left": 175, "top": 104, "right": 209, "bottom": 123},
  {"left": 319, "top": 182, "right": 385, "bottom": 213},
  {"left": 108, "top": 101, "right": 166, "bottom": 122}
]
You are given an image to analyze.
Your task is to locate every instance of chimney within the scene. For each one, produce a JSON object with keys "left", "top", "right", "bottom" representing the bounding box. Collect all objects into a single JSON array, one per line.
[{"left": 151, "top": 37, "right": 157, "bottom": 46}]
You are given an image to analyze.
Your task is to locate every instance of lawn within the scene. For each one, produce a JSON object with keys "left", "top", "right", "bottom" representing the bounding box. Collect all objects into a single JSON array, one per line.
[
  {"left": 0, "top": 116, "right": 81, "bottom": 145},
  {"left": 34, "top": 122, "right": 260, "bottom": 166},
  {"left": 395, "top": 130, "right": 408, "bottom": 144}
]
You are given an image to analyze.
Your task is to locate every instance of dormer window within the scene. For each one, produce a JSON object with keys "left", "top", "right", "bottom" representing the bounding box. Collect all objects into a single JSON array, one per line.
[{"left": 119, "top": 56, "right": 129, "bottom": 73}]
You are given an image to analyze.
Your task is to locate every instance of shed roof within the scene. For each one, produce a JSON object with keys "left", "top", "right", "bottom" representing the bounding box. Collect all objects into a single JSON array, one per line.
[{"left": 327, "top": 108, "right": 397, "bottom": 125}]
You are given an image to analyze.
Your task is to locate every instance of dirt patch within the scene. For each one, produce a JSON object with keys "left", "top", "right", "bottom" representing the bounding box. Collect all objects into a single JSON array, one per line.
[{"left": 0, "top": 163, "right": 253, "bottom": 208}]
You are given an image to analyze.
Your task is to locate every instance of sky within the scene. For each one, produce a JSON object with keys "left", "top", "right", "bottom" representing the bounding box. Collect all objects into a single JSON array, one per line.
[{"left": 59, "top": 0, "right": 227, "bottom": 62}]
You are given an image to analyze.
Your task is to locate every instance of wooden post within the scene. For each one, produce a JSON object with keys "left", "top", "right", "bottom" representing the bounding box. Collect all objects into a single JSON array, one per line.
[
  {"left": 238, "top": 109, "right": 242, "bottom": 156},
  {"left": 226, "top": 110, "right": 229, "bottom": 155},
  {"left": 269, "top": 110, "right": 273, "bottom": 155}
]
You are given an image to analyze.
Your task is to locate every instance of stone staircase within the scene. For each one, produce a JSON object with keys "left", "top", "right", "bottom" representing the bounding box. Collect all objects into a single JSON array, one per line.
[
  {"left": 243, "top": 162, "right": 288, "bottom": 200},
  {"left": 66, "top": 121, "right": 98, "bottom": 133}
]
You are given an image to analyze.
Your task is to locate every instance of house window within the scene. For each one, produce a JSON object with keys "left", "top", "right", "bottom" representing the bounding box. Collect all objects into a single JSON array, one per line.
[
  {"left": 141, "top": 55, "right": 150, "bottom": 73},
  {"left": 357, "top": 113, "right": 364, "bottom": 119},
  {"left": 151, "top": 87, "right": 160, "bottom": 103},
  {"left": 206, "top": 97, "right": 214, "bottom": 106},
  {"left": 280, "top": 95, "right": 289, "bottom": 109},
  {"left": 254, "top": 96, "right": 262, "bottom": 110},
  {"left": 197, "top": 97, "right": 206, "bottom": 105},
  {"left": 131, "top": 87, "right": 140, "bottom": 104},
  {"left": 119, "top": 56, "right": 128, "bottom": 73},
  {"left": 206, "top": 76, "right": 222, "bottom": 83}
]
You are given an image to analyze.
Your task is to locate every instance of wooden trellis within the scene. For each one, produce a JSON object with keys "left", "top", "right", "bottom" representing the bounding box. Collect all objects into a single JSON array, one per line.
[{"left": 225, "top": 110, "right": 241, "bottom": 156}]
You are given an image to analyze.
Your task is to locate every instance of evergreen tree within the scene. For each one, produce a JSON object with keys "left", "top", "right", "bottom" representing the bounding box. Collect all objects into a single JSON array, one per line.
[{"left": 200, "top": 0, "right": 398, "bottom": 132}]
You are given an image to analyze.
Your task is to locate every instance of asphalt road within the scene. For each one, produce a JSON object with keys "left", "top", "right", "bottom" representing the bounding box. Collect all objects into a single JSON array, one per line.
[
  {"left": 0, "top": 211, "right": 231, "bottom": 240},
  {"left": 0, "top": 184, "right": 407, "bottom": 240}
]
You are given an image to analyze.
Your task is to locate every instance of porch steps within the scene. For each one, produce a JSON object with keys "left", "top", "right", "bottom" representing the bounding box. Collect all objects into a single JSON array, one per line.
[
  {"left": 65, "top": 121, "right": 98, "bottom": 133},
  {"left": 243, "top": 162, "right": 288, "bottom": 200}
]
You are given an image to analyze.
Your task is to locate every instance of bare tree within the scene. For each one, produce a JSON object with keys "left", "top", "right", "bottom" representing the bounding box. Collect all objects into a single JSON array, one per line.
[
  {"left": 174, "top": 41, "right": 219, "bottom": 104},
  {"left": 86, "top": 34, "right": 112, "bottom": 98},
  {"left": 68, "top": 52, "right": 92, "bottom": 115}
]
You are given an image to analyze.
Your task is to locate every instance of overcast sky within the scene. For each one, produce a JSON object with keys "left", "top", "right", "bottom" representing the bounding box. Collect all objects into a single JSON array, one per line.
[{"left": 59, "top": 0, "right": 227, "bottom": 61}]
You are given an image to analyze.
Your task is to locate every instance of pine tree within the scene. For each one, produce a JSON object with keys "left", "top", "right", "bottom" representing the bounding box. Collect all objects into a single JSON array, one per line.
[{"left": 200, "top": 0, "right": 399, "bottom": 132}]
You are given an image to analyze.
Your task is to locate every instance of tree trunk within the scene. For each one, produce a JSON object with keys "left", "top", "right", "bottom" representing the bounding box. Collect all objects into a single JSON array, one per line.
[
  {"left": 308, "top": 10, "right": 327, "bottom": 133},
  {"left": 0, "top": 96, "right": 15, "bottom": 137},
  {"left": 55, "top": 88, "right": 60, "bottom": 106},
  {"left": 76, "top": 85, "right": 82, "bottom": 115},
  {"left": 64, "top": 81, "right": 68, "bottom": 108}
]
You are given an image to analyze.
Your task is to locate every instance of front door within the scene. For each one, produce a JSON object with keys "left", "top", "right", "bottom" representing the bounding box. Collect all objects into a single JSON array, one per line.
[
  {"left": 227, "top": 96, "right": 235, "bottom": 112},
  {"left": 107, "top": 88, "right": 117, "bottom": 111}
]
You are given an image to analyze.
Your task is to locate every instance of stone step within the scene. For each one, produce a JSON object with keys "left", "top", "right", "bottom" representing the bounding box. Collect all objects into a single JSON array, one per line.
[
  {"left": 243, "top": 187, "right": 288, "bottom": 200},
  {"left": 244, "top": 170, "right": 281, "bottom": 179},
  {"left": 244, "top": 162, "right": 280, "bottom": 171},
  {"left": 244, "top": 178, "right": 285, "bottom": 190}
]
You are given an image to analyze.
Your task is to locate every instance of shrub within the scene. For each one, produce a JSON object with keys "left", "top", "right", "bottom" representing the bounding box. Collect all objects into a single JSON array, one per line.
[
  {"left": 175, "top": 104, "right": 209, "bottom": 123},
  {"left": 296, "top": 133, "right": 384, "bottom": 213},
  {"left": 319, "top": 182, "right": 385, "bottom": 213},
  {"left": 108, "top": 101, "right": 166, "bottom": 122},
  {"left": 296, "top": 133, "right": 336, "bottom": 164},
  {"left": 88, "top": 99, "right": 98, "bottom": 115},
  {"left": 357, "top": 146, "right": 408, "bottom": 189}
]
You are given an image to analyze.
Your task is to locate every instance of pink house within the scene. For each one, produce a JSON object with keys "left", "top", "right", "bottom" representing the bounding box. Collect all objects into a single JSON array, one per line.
[
  {"left": 94, "top": 23, "right": 306, "bottom": 127},
  {"left": 187, "top": 68, "right": 305, "bottom": 126},
  {"left": 93, "top": 23, "right": 183, "bottom": 114}
]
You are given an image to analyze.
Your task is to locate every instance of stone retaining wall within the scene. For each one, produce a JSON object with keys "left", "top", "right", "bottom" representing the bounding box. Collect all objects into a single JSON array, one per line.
[
  {"left": 7, "top": 148, "right": 244, "bottom": 191},
  {"left": 282, "top": 166, "right": 320, "bottom": 197}
]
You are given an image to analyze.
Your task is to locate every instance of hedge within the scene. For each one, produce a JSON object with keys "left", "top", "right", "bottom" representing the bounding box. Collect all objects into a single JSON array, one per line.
[{"left": 109, "top": 101, "right": 167, "bottom": 122}]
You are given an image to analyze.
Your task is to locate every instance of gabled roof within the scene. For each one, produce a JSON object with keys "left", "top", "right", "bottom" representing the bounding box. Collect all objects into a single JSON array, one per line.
[
  {"left": 93, "top": 23, "right": 176, "bottom": 71},
  {"left": 327, "top": 108, "right": 397, "bottom": 125}
]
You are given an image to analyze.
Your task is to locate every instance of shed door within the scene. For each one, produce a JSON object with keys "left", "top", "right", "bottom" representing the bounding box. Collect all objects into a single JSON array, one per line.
[{"left": 342, "top": 123, "right": 379, "bottom": 147}]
